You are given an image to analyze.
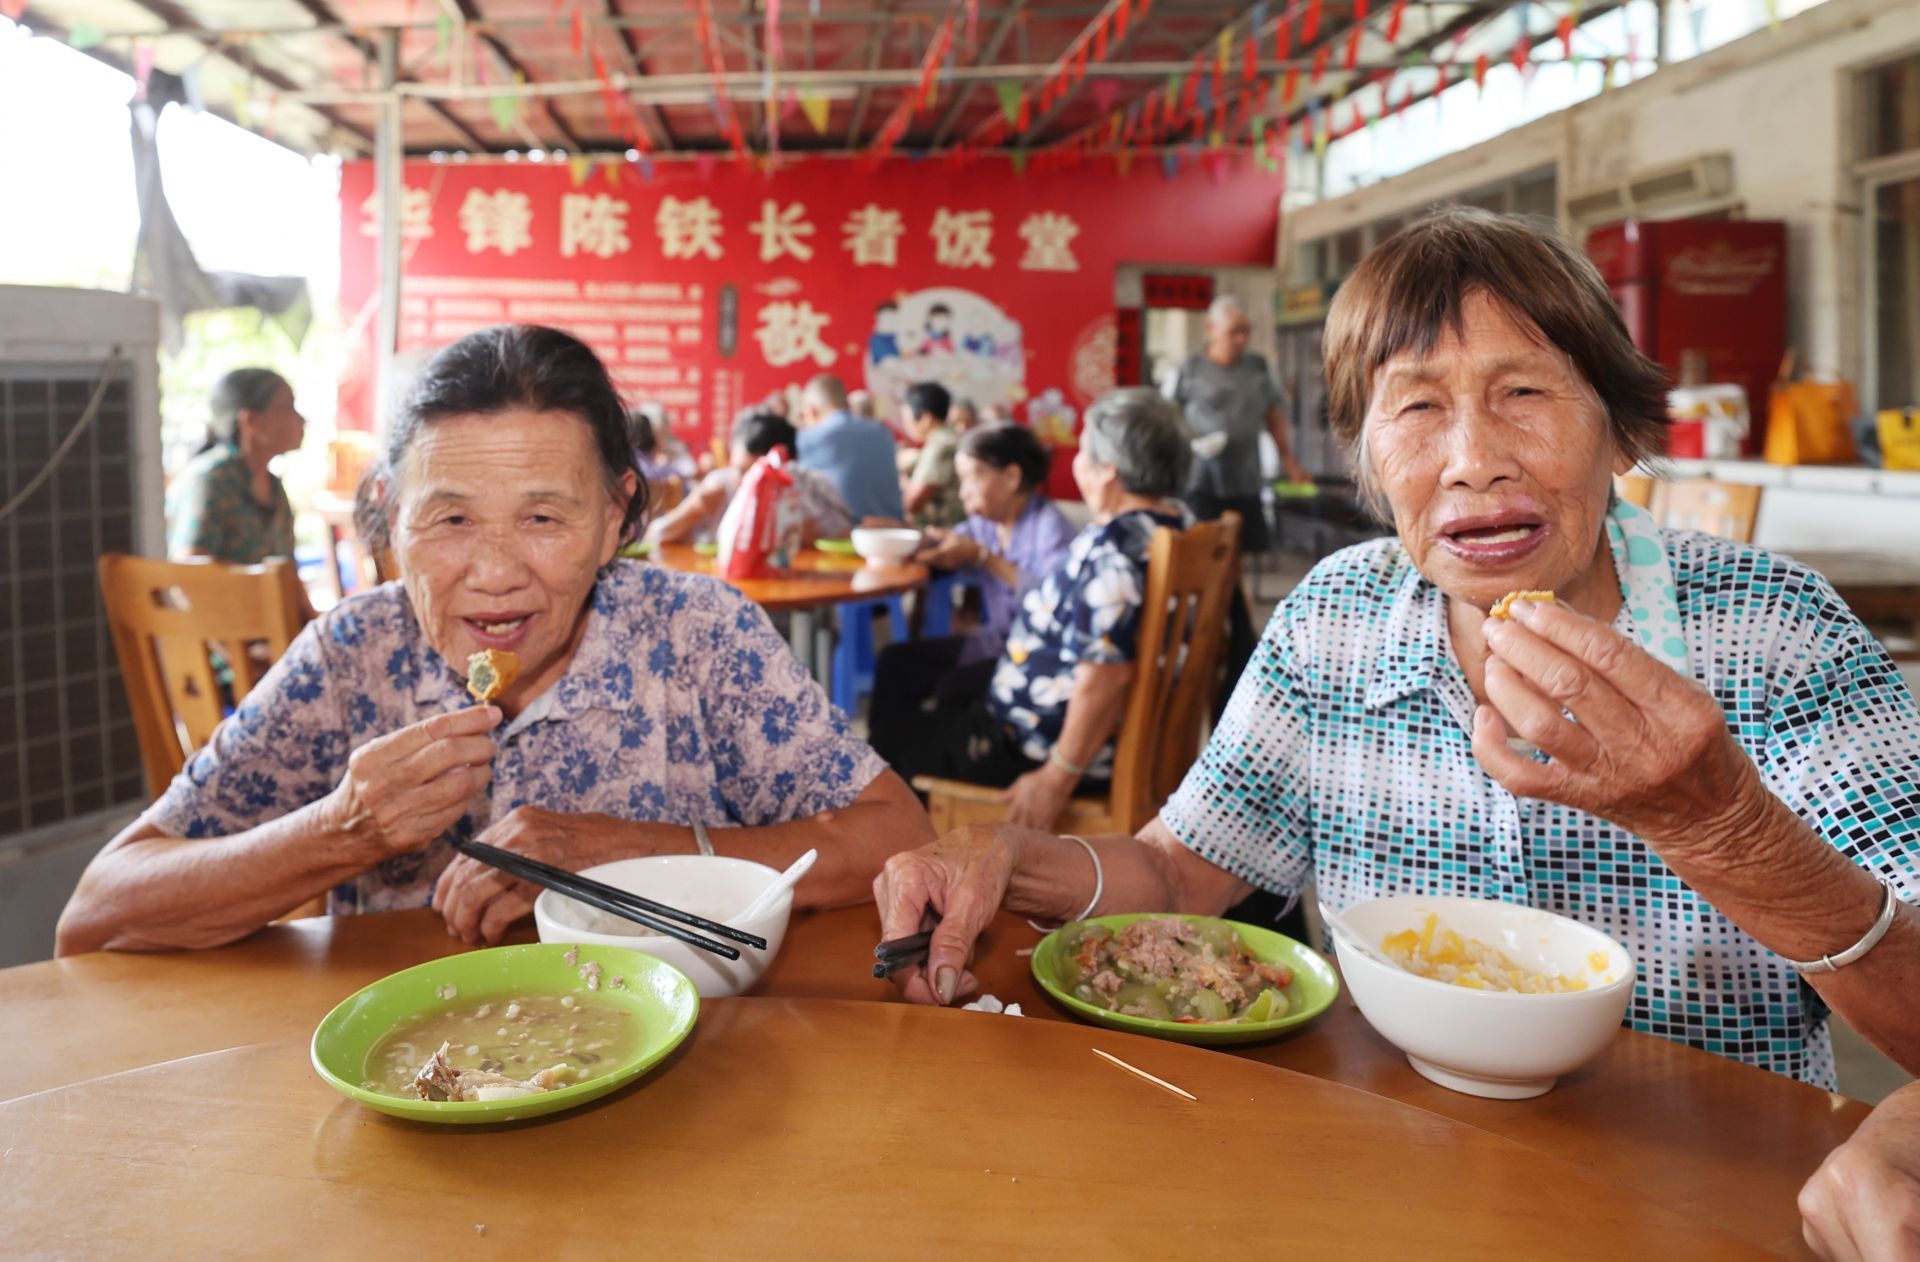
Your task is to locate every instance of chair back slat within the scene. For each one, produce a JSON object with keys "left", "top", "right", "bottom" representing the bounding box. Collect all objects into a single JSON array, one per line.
[
  {"left": 1650, "top": 478, "right": 1763, "bottom": 543},
  {"left": 1105, "top": 513, "right": 1243, "bottom": 832},
  {"left": 98, "top": 554, "right": 307, "bottom": 797}
]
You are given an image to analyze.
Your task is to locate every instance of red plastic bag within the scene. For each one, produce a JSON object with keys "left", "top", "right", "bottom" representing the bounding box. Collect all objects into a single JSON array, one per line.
[{"left": 715, "top": 448, "right": 795, "bottom": 579}]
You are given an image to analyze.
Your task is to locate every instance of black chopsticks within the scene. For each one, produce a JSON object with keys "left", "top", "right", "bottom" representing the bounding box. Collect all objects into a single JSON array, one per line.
[
  {"left": 873, "top": 929, "right": 933, "bottom": 979},
  {"left": 452, "top": 838, "right": 765, "bottom": 959}
]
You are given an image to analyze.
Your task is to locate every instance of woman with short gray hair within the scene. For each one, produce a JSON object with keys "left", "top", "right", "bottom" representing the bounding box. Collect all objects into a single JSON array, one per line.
[{"left": 871, "top": 386, "right": 1193, "bottom": 829}]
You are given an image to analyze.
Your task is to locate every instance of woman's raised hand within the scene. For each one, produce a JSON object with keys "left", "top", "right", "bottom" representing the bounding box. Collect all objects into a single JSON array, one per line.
[
  {"left": 873, "top": 825, "right": 1018, "bottom": 1005},
  {"left": 1471, "top": 597, "right": 1767, "bottom": 851},
  {"left": 321, "top": 705, "right": 500, "bottom": 858}
]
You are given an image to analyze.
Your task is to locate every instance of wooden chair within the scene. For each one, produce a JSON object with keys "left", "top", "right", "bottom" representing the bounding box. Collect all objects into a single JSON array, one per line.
[
  {"left": 913, "top": 513, "right": 1243, "bottom": 836},
  {"left": 1650, "top": 477, "right": 1763, "bottom": 543},
  {"left": 1614, "top": 474, "right": 1655, "bottom": 509},
  {"left": 99, "top": 554, "right": 308, "bottom": 798}
]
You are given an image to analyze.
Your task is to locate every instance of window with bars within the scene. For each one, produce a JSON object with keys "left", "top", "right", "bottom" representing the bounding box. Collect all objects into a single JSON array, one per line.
[{"left": 0, "top": 365, "right": 147, "bottom": 837}]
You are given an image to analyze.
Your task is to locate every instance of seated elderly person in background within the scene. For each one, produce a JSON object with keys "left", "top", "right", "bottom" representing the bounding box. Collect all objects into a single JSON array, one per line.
[
  {"left": 948, "top": 396, "right": 981, "bottom": 435},
  {"left": 871, "top": 423, "right": 1075, "bottom": 720},
  {"left": 795, "top": 373, "right": 904, "bottom": 523},
  {"left": 625, "top": 405, "right": 698, "bottom": 493},
  {"left": 875, "top": 209, "right": 1919, "bottom": 1260},
  {"left": 167, "top": 367, "right": 306, "bottom": 567},
  {"left": 899, "top": 382, "right": 965, "bottom": 529},
  {"left": 57, "top": 324, "right": 932, "bottom": 956},
  {"left": 870, "top": 388, "right": 1192, "bottom": 830},
  {"left": 644, "top": 410, "right": 853, "bottom": 547}
]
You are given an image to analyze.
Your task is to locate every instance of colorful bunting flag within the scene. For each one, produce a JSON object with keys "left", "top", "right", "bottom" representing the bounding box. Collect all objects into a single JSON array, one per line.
[
  {"left": 1312, "top": 45, "right": 1329, "bottom": 84},
  {"left": 1093, "top": 78, "right": 1118, "bottom": 111},
  {"left": 1387, "top": 0, "right": 1407, "bottom": 42},
  {"left": 0, "top": 0, "right": 28, "bottom": 19},
  {"left": 1304, "top": 0, "right": 1321, "bottom": 43},
  {"left": 568, "top": 155, "right": 594, "bottom": 186},
  {"left": 1343, "top": 27, "right": 1360, "bottom": 72},
  {"left": 1282, "top": 66, "right": 1300, "bottom": 105},
  {"left": 994, "top": 80, "right": 1023, "bottom": 125},
  {"left": 1244, "top": 35, "right": 1259, "bottom": 84},
  {"left": 799, "top": 88, "right": 830, "bottom": 134},
  {"left": 133, "top": 42, "right": 155, "bottom": 99},
  {"left": 67, "top": 22, "right": 105, "bottom": 50},
  {"left": 1016, "top": 91, "right": 1032, "bottom": 130},
  {"left": 1010, "top": 148, "right": 1029, "bottom": 174},
  {"left": 1473, "top": 52, "right": 1489, "bottom": 91},
  {"left": 694, "top": 152, "right": 718, "bottom": 180},
  {"left": 1275, "top": 17, "right": 1292, "bottom": 60}
]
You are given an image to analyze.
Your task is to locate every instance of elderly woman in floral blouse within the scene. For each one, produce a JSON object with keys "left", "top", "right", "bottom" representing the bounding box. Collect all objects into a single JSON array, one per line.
[{"left": 58, "top": 325, "right": 931, "bottom": 954}]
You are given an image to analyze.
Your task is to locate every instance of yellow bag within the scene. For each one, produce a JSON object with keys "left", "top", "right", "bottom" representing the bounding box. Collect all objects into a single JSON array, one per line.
[
  {"left": 1764, "top": 379, "right": 1857, "bottom": 466},
  {"left": 1879, "top": 409, "right": 1920, "bottom": 472}
]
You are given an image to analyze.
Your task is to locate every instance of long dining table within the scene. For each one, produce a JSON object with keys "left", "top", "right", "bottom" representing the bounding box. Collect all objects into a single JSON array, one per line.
[{"left": 0, "top": 906, "right": 1867, "bottom": 1259}]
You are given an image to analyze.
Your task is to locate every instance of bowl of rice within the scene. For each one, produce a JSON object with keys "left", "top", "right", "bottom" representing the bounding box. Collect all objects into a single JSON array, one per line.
[
  {"left": 532, "top": 855, "right": 792, "bottom": 998},
  {"left": 1328, "top": 894, "right": 1635, "bottom": 1099}
]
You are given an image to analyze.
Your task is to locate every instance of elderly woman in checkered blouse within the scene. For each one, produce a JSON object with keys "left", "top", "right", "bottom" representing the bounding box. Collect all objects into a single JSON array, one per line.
[{"left": 877, "top": 209, "right": 1920, "bottom": 1260}]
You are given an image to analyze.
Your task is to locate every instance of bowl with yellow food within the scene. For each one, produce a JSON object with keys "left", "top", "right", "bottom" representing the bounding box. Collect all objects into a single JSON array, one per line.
[{"left": 1328, "top": 894, "right": 1634, "bottom": 1099}]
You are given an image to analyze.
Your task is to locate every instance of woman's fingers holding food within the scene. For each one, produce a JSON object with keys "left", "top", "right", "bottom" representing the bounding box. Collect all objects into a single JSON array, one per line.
[
  {"left": 1483, "top": 605, "right": 1644, "bottom": 742},
  {"left": 1481, "top": 655, "right": 1603, "bottom": 770}
]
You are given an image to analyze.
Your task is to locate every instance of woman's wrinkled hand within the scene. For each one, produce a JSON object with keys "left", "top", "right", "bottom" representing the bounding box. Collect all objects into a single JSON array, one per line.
[
  {"left": 1469, "top": 596, "right": 1769, "bottom": 852},
  {"left": 999, "top": 763, "right": 1076, "bottom": 831},
  {"left": 872, "top": 825, "right": 1018, "bottom": 1005},
  {"left": 434, "top": 806, "right": 656, "bottom": 945},
  {"left": 1798, "top": 1080, "right": 1920, "bottom": 1262},
  {"left": 322, "top": 705, "right": 499, "bottom": 860}
]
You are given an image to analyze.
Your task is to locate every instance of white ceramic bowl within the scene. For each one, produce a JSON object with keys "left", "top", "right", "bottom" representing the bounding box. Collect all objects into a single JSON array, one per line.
[
  {"left": 1330, "top": 894, "right": 1635, "bottom": 1099},
  {"left": 533, "top": 855, "right": 792, "bottom": 998},
  {"left": 850, "top": 526, "right": 922, "bottom": 566}
]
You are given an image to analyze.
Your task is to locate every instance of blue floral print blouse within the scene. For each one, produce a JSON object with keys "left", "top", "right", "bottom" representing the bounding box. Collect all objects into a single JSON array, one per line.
[
  {"left": 987, "top": 506, "right": 1191, "bottom": 773},
  {"left": 148, "top": 561, "right": 887, "bottom": 914}
]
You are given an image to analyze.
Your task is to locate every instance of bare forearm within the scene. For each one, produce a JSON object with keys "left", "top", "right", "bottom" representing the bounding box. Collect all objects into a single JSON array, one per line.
[
  {"left": 56, "top": 802, "right": 381, "bottom": 955},
  {"left": 1002, "top": 817, "right": 1253, "bottom": 923},
  {"left": 1053, "top": 664, "right": 1133, "bottom": 768},
  {"left": 708, "top": 771, "right": 935, "bottom": 909},
  {"left": 1663, "top": 789, "right": 1920, "bottom": 1073}
]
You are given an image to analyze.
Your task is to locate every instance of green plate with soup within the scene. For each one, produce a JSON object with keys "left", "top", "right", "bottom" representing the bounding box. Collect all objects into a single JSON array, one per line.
[
  {"left": 1030, "top": 914, "right": 1339, "bottom": 1046},
  {"left": 311, "top": 943, "right": 698, "bottom": 1123}
]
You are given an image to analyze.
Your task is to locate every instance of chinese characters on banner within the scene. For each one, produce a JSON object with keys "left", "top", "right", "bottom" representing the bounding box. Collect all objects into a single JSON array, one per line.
[{"left": 338, "top": 158, "right": 1281, "bottom": 450}]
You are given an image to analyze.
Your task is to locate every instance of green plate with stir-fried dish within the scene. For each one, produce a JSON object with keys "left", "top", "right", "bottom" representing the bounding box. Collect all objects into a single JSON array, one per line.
[
  {"left": 1031, "top": 914, "right": 1339, "bottom": 1045},
  {"left": 311, "top": 943, "right": 698, "bottom": 1123}
]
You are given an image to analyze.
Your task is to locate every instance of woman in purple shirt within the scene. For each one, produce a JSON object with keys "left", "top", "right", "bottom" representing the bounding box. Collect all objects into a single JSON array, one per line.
[{"left": 870, "top": 424, "right": 1074, "bottom": 719}]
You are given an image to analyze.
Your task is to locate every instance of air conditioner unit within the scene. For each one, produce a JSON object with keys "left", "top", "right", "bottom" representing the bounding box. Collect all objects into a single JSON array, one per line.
[
  {"left": 0, "top": 285, "right": 164, "bottom": 851},
  {"left": 1566, "top": 154, "right": 1736, "bottom": 225}
]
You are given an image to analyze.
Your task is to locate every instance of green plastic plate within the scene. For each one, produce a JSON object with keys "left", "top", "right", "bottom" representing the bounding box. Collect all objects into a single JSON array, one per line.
[
  {"left": 311, "top": 943, "right": 698, "bottom": 1124},
  {"left": 1030, "top": 913, "right": 1339, "bottom": 1045},
  {"left": 814, "top": 538, "right": 858, "bottom": 556}
]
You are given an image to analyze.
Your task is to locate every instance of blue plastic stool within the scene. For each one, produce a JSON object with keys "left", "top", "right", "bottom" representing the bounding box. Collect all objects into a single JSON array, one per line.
[
  {"left": 830, "top": 595, "right": 908, "bottom": 714},
  {"left": 920, "top": 572, "right": 982, "bottom": 639}
]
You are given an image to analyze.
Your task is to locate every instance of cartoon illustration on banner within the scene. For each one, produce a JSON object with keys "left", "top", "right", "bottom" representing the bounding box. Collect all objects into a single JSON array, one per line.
[{"left": 863, "top": 286, "right": 1026, "bottom": 417}]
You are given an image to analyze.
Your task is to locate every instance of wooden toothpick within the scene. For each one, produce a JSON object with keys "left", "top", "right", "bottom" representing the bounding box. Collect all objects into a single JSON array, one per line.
[{"left": 1091, "top": 1047, "right": 1197, "bottom": 1101}]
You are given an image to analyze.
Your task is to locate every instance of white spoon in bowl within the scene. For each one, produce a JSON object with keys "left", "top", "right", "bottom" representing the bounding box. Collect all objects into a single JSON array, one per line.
[
  {"left": 731, "top": 848, "right": 818, "bottom": 923},
  {"left": 1318, "top": 901, "right": 1400, "bottom": 971}
]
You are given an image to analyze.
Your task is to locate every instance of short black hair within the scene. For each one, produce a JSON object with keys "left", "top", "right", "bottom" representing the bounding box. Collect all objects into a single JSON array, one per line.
[
  {"left": 386, "top": 324, "right": 648, "bottom": 536},
  {"left": 731, "top": 409, "right": 798, "bottom": 458},
  {"left": 958, "top": 423, "right": 1050, "bottom": 492},
  {"left": 625, "top": 409, "right": 657, "bottom": 454},
  {"left": 904, "top": 381, "right": 951, "bottom": 423},
  {"left": 928, "top": 303, "right": 952, "bottom": 316}
]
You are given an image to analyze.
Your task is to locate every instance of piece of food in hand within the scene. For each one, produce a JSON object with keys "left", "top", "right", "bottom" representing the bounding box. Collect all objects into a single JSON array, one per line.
[
  {"left": 465, "top": 649, "right": 519, "bottom": 703},
  {"left": 1489, "top": 589, "right": 1556, "bottom": 620}
]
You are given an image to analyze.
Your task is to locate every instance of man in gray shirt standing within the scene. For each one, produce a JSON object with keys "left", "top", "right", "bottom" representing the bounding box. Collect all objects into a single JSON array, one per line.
[{"left": 1163, "top": 295, "right": 1309, "bottom": 551}]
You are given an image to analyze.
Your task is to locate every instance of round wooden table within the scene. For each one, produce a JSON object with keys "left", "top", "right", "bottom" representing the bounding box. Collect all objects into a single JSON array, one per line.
[
  {"left": 652, "top": 542, "right": 929, "bottom": 681},
  {"left": 0, "top": 909, "right": 1865, "bottom": 1258},
  {"left": 653, "top": 542, "right": 930, "bottom": 614}
]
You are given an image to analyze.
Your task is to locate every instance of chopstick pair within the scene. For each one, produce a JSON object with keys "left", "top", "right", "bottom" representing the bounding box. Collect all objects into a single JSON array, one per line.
[
  {"left": 872, "top": 928, "right": 934, "bottom": 979},
  {"left": 452, "top": 838, "right": 765, "bottom": 960}
]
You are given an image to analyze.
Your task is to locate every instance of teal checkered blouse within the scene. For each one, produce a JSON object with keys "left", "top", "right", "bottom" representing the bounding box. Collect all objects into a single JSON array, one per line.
[{"left": 1162, "top": 505, "right": 1919, "bottom": 1087}]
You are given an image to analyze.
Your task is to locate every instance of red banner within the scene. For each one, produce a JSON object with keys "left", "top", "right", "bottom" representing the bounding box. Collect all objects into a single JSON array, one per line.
[{"left": 338, "top": 157, "right": 1281, "bottom": 452}]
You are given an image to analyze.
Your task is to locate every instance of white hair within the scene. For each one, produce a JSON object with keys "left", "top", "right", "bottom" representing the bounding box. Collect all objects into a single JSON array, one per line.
[{"left": 1206, "top": 295, "right": 1248, "bottom": 326}]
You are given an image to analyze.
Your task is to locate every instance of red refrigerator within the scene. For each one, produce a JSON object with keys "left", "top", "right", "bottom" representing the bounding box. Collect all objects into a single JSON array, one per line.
[{"left": 1584, "top": 219, "right": 1787, "bottom": 458}]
